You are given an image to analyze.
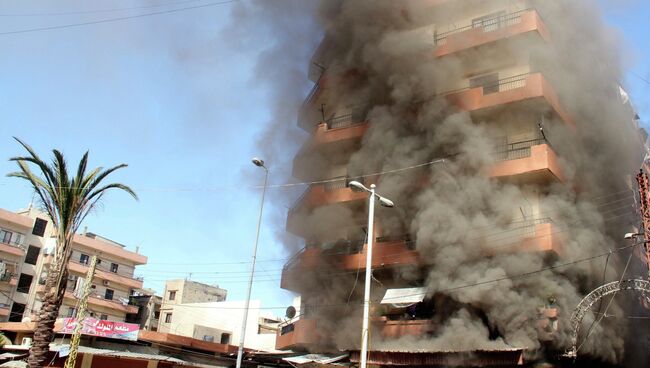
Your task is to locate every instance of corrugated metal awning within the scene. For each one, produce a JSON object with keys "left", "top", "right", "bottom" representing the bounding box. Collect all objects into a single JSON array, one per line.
[
  {"left": 283, "top": 353, "right": 348, "bottom": 365},
  {"left": 380, "top": 287, "right": 427, "bottom": 306}
]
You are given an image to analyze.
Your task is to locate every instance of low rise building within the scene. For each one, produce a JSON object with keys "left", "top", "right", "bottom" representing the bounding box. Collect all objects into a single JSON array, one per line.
[
  {"left": 159, "top": 299, "right": 280, "bottom": 352},
  {"left": 158, "top": 279, "right": 226, "bottom": 332}
]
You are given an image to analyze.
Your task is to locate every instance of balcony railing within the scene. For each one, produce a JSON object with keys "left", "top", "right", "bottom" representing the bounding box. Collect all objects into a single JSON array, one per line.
[
  {"left": 434, "top": 8, "right": 530, "bottom": 45},
  {"left": 289, "top": 176, "right": 367, "bottom": 214},
  {"left": 444, "top": 73, "right": 530, "bottom": 98},
  {"left": 494, "top": 138, "right": 547, "bottom": 161},
  {"left": 326, "top": 112, "right": 366, "bottom": 129},
  {"left": 484, "top": 218, "right": 553, "bottom": 248}
]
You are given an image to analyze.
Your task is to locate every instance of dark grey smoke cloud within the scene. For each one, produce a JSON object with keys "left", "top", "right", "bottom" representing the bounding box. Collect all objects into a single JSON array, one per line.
[{"left": 231, "top": 0, "right": 645, "bottom": 363}]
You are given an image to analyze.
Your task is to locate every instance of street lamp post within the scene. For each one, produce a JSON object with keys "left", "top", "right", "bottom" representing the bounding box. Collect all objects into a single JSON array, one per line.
[
  {"left": 348, "top": 181, "right": 394, "bottom": 368},
  {"left": 235, "top": 158, "right": 268, "bottom": 368}
]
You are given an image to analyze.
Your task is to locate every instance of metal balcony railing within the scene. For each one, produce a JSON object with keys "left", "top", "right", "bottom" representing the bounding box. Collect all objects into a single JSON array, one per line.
[
  {"left": 444, "top": 73, "right": 530, "bottom": 97},
  {"left": 326, "top": 112, "right": 366, "bottom": 129},
  {"left": 434, "top": 8, "right": 531, "bottom": 45},
  {"left": 484, "top": 218, "right": 553, "bottom": 248},
  {"left": 493, "top": 138, "right": 548, "bottom": 161}
]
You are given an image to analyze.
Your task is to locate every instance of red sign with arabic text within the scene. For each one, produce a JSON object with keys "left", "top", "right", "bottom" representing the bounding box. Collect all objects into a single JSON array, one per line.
[{"left": 58, "top": 318, "right": 139, "bottom": 341}]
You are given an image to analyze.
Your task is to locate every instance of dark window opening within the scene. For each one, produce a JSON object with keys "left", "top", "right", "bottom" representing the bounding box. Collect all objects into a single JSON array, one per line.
[
  {"left": 104, "top": 289, "right": 114, "bottom": 300},
  {"left": 25, "top": 246, "right": 40, "bottom": 265},
  {"left": 110, "top": 263, "right": 118, "bottom": 273},
  {"left": 17, "top": 274, "right": 33, "bottom": 293},
  {"left": 470, "top": 72, "right": 500, "bottom": 94},
  {"left": 100, "top": 314, "right": 108, "bottom": 320},
  {"left": 9, "top": 303, "right": 25, "bottom": 322},
  {"left": 79, "top": 254, "right": 90, "bottom": 265},
  {"left": 1, "top": 231, "right": 12, "bottom": 244},
  {"left": 32, "top": 218, "right": 48, "bottom": 237},
  {"left": 220, "top": 333, "right": 230, "bottom": 344},
  {"left": 168, "top": 290, "right": 176, "bottom": 301},
  {"left": 154, "top": 311, "right": 160, "bottom": 319},
  {"left": 165, "top": 313, "right": 172, "bottom": 323}
]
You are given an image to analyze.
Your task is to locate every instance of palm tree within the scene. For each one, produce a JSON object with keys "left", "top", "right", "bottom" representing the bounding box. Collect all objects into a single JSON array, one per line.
[{"left": 7, "top": 138, "right": 137, "bottom": 368}]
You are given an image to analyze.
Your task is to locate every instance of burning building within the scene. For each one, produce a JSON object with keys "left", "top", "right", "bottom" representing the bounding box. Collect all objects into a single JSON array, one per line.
[{"left": 253, "top": 0, "right": 649, "bottom": 367}]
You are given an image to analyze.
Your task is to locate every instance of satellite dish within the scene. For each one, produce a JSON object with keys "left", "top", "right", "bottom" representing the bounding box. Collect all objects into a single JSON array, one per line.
[{"left": 285, "top": 306, "right": 296, "bottom": 319}]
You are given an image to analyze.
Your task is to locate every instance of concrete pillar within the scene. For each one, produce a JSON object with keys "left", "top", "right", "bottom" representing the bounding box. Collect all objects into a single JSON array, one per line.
[{"left": 80, "top": 353, "right": 93, "bottom": 368}]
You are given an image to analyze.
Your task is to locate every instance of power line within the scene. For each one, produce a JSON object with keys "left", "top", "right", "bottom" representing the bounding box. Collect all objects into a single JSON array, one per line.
[
  {"left": 0, "top": 0, "right": 239, "bottom": 36},
  {"left": 141, "top": 242, "right": 641, "bottom": 309},
  {"left": 0, "top": 0, "right": 209, "bottom": 17}
]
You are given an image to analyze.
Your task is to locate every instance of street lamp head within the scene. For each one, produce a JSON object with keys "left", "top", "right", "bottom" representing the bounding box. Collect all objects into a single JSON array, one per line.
[
  {"left": 379, "top": 197, "right": 394, "bottom": 208},
  {"left": 348, "top": 180, "right": 368, "bottom": 192},
  {"left": 624, "top": 232, "right": 639, "bottom": 240},
  {"left": 252, "top": 158, "right": 265, "bottom": 168}
]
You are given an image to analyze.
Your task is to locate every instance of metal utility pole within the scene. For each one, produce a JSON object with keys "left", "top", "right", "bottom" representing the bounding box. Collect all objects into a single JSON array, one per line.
[
  {"left": 635, "top": 169, "right": 650, "bottom": 277},
  {"left": 346, "top": 181, "right": 394, "bottom": 368},
  {"left": 235, "top": 158, "right": 268, "bottom": 368},
  {"left": 64, "top": 255, "right": 98, "bottom": 368}
]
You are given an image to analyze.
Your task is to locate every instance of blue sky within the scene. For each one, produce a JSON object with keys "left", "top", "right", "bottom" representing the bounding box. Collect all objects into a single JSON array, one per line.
[{"left": 0, "top": 0, "right": 649, "bottom": 315}]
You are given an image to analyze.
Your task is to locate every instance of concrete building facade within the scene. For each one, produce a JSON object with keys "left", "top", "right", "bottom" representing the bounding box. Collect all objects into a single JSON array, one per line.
[
  {"left": 158, "top": 279, "right": 227, "bottom": 332},
  {"left": 158, "top": 299, "right": 279, "bottom": 352},
  {"left": 276, "top": 1, "right": 648, "bottom": 366},
  {"left": 0, "top": 206, "right": 147, "bottom": 323}
]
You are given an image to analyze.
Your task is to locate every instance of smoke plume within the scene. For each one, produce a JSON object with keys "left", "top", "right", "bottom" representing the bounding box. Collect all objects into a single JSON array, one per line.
[{"left": 230, "top": 0, "right": 645, "bottom": 364}]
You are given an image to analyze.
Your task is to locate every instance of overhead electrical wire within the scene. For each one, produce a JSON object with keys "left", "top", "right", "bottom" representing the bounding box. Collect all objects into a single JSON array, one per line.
[
  {"left": 131, "top": 242, "right": 641, "bottom": 310},
  {"left": 0, "top": 0, "right": 239, "bottom": 36},
  {"left": 0, "top": 0, "right": 211, "bottom": 17}
]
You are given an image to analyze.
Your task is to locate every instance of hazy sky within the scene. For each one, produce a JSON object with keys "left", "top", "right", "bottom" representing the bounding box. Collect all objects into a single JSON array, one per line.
[{"left": 0, "top": 0, "right": 649, "bottom": 316}]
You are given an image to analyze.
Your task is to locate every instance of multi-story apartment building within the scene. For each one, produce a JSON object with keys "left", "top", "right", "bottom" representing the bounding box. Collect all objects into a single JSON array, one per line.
[
  {"left": 0, "top": 206, "right": 147, "bottom": 323},
  {"left": 276, "top": 1, "right": 647, "bottom": 367},
  {"left": 158, "top": 279, "right": 227, "bottom": 333}
]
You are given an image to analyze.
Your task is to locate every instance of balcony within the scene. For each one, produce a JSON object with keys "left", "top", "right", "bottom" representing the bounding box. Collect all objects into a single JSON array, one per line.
[
  {"left": 0, "top": 273, "right": 18, "bottom": 287},
  {"left": 281, "top": 237, "right": 418, "bottom": 292},
  {"left": 373, "top": 318, "right": 437, "bottom": 339},
  {"left": 445, "top": 73, "right": 575, "bottom": 128},
  {"left": 293, "top": 118, "right": 369, "bottom": 180},
  {"left": 0, "top": 240, "right": 25, "bottom": 258},
  {"left": 73, "top": 234, "right": 147, "bottom": 265},
  {"left": 287, "top": 177, "right": 369, "bottom": 236},
  {"left": 434, "top": 9, "right": 549, "bottom": 58},
  {"left": 0, "top": 208, "right": 33, "bottom": 230},
  {"left": 340, "top": 237, "right": 419, "bottom": 270},
  {"left": 490, "top": 142, "right": 564, "bottom": 183},
  {"left": 64, "top": 291, "right": 138, "bottom": 314},
  {"left": 68, "top": 260, "right": 144, "bottom": 289},
  {"left": 482, "top": 218, "right": 563, "bottom": 255},
  {"left": 275, "top": 318, "right": 321, "bottom": 351}
]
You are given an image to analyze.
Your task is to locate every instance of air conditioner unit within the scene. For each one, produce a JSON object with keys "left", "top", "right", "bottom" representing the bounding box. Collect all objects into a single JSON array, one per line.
[
  {"left": 21, "top": 337, "right": 33, "bottom": 347},
  {"left": 102, "top": 280, "right": 110, "bottom": 286}
]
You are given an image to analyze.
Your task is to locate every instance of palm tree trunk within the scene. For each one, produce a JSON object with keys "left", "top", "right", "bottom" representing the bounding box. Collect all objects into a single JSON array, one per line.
[{"left": 27, "top": 260, "right": 69, "bottom": 368}]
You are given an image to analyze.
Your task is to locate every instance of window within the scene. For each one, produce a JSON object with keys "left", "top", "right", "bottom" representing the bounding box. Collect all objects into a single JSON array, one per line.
[
  {"left": 9, "top": 303, "right": 25, "bottom": 322},
  {"left": 14, "top": 234, "right": 22, "bottom": 246},
  {"left": 110, "top": 263, "right": 119, "bottom": 273},
  {"left": 164, "top": 313, "right": 172, "bottom": 323},
  {"left": 91, "top": 285, "right": 96, "bottom": 289},
  {"left": 32, "top": 218, "right": 48, "bottom": 237},
  {"left": 67, "top": 307, "right": 77, "bottom": 318},
  {"left": 104, "top": 289, "right": 114, "bottom": 300},
  {"left": 79, "top": 254, "right": 90, "bottom": 265},
  {"left": 25, "top": 246, "right": 40, "bottom": 265},
  {"left": 154, "top": 311, "right": 160, "bottom": 319},
  {"left": 470, "top": 72, "right": 500, "bottom": 94},
  {"left": 202, "top": 335, "right": 214, "bottom": 342},
  {"left": 17, "top": 274, "right": 33, "bottom": 293},
  {"left": 168, "top": 290, "right": 176, "bottom": 301},
  {"left": 100, "top": 314, "right": 108, "bottom": 320},
  {"left": 1, "top": 230, "right": 12, "bottom": 244},
  {"left": 220, "top": 333, "right": 230, "bottom": 345}
]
